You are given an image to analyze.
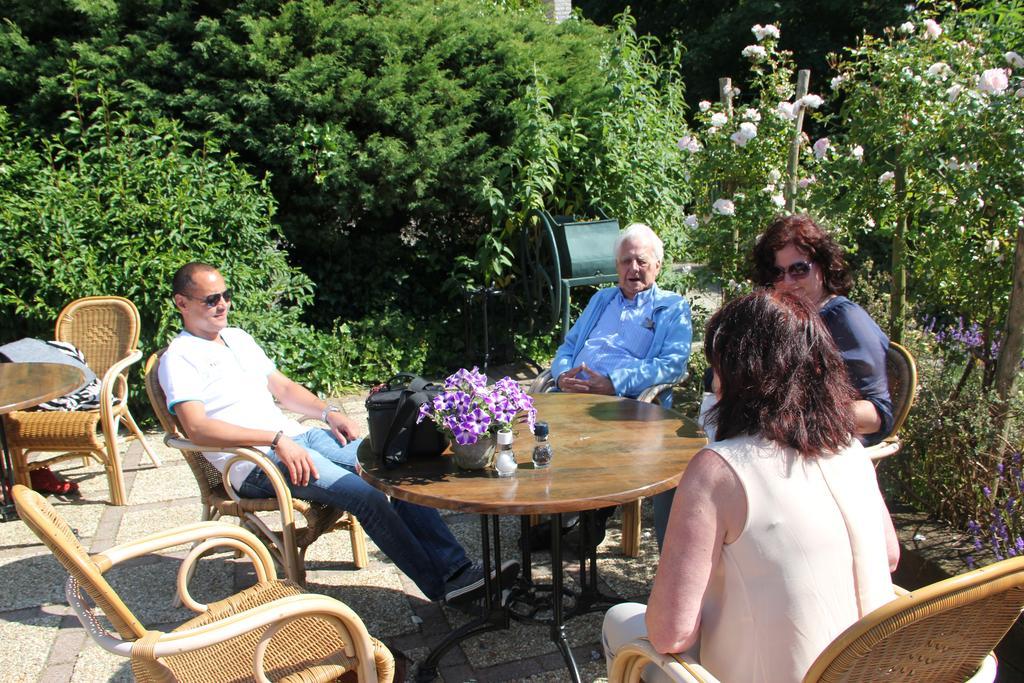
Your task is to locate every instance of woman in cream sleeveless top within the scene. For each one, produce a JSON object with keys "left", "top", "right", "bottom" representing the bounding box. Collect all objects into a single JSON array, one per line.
[{"left": 603, "top": 291, "right": 899, "bottom": 683}]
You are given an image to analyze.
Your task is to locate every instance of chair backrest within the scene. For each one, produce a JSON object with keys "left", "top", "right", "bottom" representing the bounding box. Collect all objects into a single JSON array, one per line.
[
  {"left": 11, "top": 485, "right": 147, "bottom": 640},
  {"left": 144, "top": 350, "right": 226, "bottom": 499},
  {"left": 885, "top": 341, "right": 917, "bottom": 439},
  {"left": 55, "top": 296, "right": 141, "bottom": 378},
  {"left": 803, "top": 555, "right": 1024, "bottom": 683}
]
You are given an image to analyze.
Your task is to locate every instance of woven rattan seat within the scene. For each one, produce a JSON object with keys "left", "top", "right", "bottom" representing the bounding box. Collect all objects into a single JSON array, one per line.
[
  {"left": 607, "top": 555, "right": 1024, "bottom": 683},
  {"left": 144, "top": 350, "right": 368, "bottom": 585},
  {"left": 11, "top": 484, "right": 393, "bottom": 683},
  {"left": 2, "top": 296, "right": 160, "bottom": 505},
  {"left": 527, "top": 368, "right": 688, "bottom": 558}
]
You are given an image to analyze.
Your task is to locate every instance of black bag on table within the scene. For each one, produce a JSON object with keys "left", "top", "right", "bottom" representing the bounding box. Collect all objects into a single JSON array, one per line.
[{"left": 366, "top": 373, "right": 447, "bottom": 469}]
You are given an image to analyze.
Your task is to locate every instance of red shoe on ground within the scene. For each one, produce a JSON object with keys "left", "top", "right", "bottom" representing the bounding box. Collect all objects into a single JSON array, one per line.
[{"left": 30, "top": 467, "right": 79, "bottom": 495}]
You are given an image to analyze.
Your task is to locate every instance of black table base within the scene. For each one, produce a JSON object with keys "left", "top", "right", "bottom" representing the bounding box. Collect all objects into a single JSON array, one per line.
[
  {"left": 416, "top": 510, "right": 623, "bottom": 682},
  {"left": 0, "top": 418, "right": 19, "bottom": 522}
]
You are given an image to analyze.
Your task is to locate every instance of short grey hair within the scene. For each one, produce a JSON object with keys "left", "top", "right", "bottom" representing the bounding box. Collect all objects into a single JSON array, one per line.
[{"left": 614, "top": 222, "right": 664, "bottom": 263}]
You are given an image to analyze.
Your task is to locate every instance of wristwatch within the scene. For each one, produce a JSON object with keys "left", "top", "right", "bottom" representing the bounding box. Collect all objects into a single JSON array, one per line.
[{"left": 320, "top": 404, "right": 342, "bottom": 423}]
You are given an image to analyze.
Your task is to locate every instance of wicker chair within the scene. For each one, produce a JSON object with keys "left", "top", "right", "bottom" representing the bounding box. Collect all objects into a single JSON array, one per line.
[
  {"left": 144, "top": 350, "right": 368, "bottom": 585},
  {"left": 11, "top": 485, "right": 393, "bottom": 683},
  {"left": 864, "top": 341, "right": 918, "bottom": 461},
  {"left": 607, "top": 555, "right": 1024, "bottom": 683},
  {"left": 528, "top": 368, "right": 688, "bottom": 558},
  {"left": 2, "top": 296, "right": 160, "bottom": 506}
]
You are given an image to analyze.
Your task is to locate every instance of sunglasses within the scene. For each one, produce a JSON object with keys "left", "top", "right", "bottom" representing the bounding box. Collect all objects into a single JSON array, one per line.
[
  {"left": 769, "top": 261, "right": 813, "bottom": 283},
  {"left": 183, "top": 288, "right": 232, "bottom": 307}
]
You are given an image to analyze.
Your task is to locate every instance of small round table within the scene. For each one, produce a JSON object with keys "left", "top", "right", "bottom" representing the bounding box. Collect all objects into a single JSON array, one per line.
[
  {"left": 359, "top": 392, "right": 706, "bottom": 681},
  {"left": 0, "top": 363, "right": 86, "bottom": 520}
]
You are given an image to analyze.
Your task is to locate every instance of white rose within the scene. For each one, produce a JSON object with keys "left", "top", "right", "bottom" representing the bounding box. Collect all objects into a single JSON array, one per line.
[
  {"left": 878, "top": 171, "right": 895, "bottom": 183},
  {"left": 712, "top": 198, "right": 736, "bottom": 216},
  {"left": 812, "top": 137, "right": 831, "bottom": 160},
  {"left": 742, "top": 107, "right": 761, "bottom": 121},
  {"left": 977, "top": 68, "right": 1009, "bottom": 94},
  {"left": 800, "top": 93, "right": 825, "bottom": 109},
  {"left": 1006, "top": 51, "right": 1024, "bottom": 68},
  {"left": 946, "top": 84, "right": 963, "bottom": 102},
  {"left": 677, "top": 135, "right": 702, "bottom": 153},
  {"left": 771, "top": 193, "right": 786, "bottom": 208},
  {"left": 866, "top": 217, "right": 876, "bottom": 228},
  {"left": 711, "top": 112, "right": 729, "bottom": 127},
  {"left": 830, "top": 74, "right": 845, "bottom": 90},
  {"left": 699, "top": 100, "right": 712, "bottom": 112},
  {"left": 926, "top": 62, "right": 951, "bottom": 79},
  {"left": 797, "top": 176, "right": 816, "bottom": 189},
  {"left": 730, "top": 124, "right": 757, "bottom": 147},
  {"left": 851, "top": 145, "right": 864, "bottom": 160},
  {"left": 683, "top": 214, "right": 699, "bottom": 228},
  {"left": 751, "top": 23, "right": 780, "bottom": 41},
  {"left": 768, "top": 168, "right": 782, "bottom": 183},
  {"left": 945, "top": 157, "right": 960, "bottom": 171},
  {"left": 776, "top": 101, "right": 796, "bottom": 120},
  {"left": 923, "top": 19, "right": 942, "bottom": 39},
  {"left": 742, "top": 44, "right": 767, "bottom": 61},
  {"left": 898, "top": 21, "right": 915, "bottom": 34}
]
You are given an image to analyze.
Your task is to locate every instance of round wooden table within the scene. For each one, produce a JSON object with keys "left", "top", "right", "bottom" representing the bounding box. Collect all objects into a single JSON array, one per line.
[
  {"left": 0, "top": 363, "right": 86, "bottom": 520},
  {"left": 358, "top": 393, "right": 706, "bottom": 682}
]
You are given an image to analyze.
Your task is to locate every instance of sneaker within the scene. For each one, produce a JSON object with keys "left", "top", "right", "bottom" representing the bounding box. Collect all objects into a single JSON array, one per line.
[{"left": 443, "top": 559, "right": 519, "bottom": 604}]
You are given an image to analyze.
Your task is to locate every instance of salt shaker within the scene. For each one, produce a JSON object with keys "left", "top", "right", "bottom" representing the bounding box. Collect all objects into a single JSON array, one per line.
[
  {"left": 494, "top": 430, "right": 517, "bottom": 477},
  {"left": 531, "top": 421, "right": 552, "bottom": 468}
]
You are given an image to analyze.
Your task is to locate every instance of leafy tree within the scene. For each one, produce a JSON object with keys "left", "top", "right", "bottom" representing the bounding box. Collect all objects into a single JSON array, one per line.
[
  {"left": 0, "top": 81, "right": 319, "bottom": 397},
  {"left": 1, "top": 0, "right": 614, "bottom": 325}
]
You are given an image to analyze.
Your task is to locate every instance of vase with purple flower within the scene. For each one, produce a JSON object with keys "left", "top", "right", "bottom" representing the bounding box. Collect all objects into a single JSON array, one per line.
[{"left": 416, "top": 367, "right": 537, "bottom": 470}]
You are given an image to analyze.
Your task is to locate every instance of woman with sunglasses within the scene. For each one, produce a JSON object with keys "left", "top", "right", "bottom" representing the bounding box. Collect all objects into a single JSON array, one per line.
[
  {"left": 748, "top": 213, "right": 893, "bottom": 444},
  {"left": 603, "top": 290, "right": 898, "bottom": 682}
]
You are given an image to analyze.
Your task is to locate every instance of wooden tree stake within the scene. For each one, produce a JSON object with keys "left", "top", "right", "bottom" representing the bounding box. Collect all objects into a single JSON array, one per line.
[{"left": 785, "top": 69, "right": 811, "bottom": 213}]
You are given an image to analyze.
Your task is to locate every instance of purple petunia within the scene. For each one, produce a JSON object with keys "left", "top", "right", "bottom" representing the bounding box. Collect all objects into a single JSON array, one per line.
[{"left": 418, "top": 368, "right": 535, "bottom": 445}]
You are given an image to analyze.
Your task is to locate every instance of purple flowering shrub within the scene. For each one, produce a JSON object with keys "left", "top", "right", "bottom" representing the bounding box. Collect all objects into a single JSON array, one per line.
[
  {"left": 967, "top": 452, "right": 1024, "bottom": 568},
  {"left": 416, "top": 367, "right": 536, "bottom": 446},
  {"left": 879, "top": 318, "right": 1024, "bottom": 569}
]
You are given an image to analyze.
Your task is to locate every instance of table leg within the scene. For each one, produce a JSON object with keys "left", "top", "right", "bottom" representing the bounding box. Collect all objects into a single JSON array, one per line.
[
  {"left": 569, "top": 509, "right": 623, "bottom": 616},
  {"left": 551, "top": 512, "right": 582, "bottom": 682},
  {"left": 0, "top": 418, "right": 18, "bottom": 522},
  {"left": 416, "top": 514, "right": 510, "bottom": 682}
]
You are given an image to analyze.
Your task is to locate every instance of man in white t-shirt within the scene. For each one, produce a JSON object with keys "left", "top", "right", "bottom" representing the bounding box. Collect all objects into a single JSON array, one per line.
[{"left": 159, "top": 263, "right": 517, "bottom": 605}]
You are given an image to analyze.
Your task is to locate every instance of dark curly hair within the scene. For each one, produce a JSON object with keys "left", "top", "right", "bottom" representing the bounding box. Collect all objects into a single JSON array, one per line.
[
  {"left": 750, "top": 214, "right": 853, "bottom": 295},
  {"left": 704, "top": 290, "right": 856, "bottom": 456}
]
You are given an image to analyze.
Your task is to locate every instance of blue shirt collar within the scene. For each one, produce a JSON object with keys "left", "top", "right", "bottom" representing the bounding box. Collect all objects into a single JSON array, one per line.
[{"left": 616, "top": 284, "right": 657, "bottom": 308}]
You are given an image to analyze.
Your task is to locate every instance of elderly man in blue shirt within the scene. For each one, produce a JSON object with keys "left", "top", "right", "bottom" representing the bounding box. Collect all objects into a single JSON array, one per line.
[{"left": 532, "top": 222, "right": 693, "bottom": 552}]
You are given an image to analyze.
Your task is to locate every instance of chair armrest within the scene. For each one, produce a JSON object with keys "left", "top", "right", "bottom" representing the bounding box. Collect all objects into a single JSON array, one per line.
[
  {"left": 529, "top": 369, "right": 555, "bottom": 395},
  {"left": 636, "top": 371, "right": 688, "bottom": 405},
  {"left": 91, "top": 521, "right": 278, "bottom": 615},
  {"left": 636, "top": 383, "right": 675, "bottom": 404},
  {"left": 163, "top": 437, "right": 295, "bottom": 524},
  {"left": 163, "top": 436, "right": 300, "bottom": 573},
  {"left": 610, "top": 638, "right": 720, "bottom": 683},
  {"left": 139, "top": 593, "right": 380, "bottom": 678},
  {"left": 864, "top": 438, "right": 901, "bottom": 462},
  {"left": 98, "top": 349, "right": 143, "bottom": 424}
]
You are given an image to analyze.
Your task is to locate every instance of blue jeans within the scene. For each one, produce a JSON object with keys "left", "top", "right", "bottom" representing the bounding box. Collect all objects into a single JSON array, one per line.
[{"left": 238, "top": 428, "right": 470, "bottom": 600}]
